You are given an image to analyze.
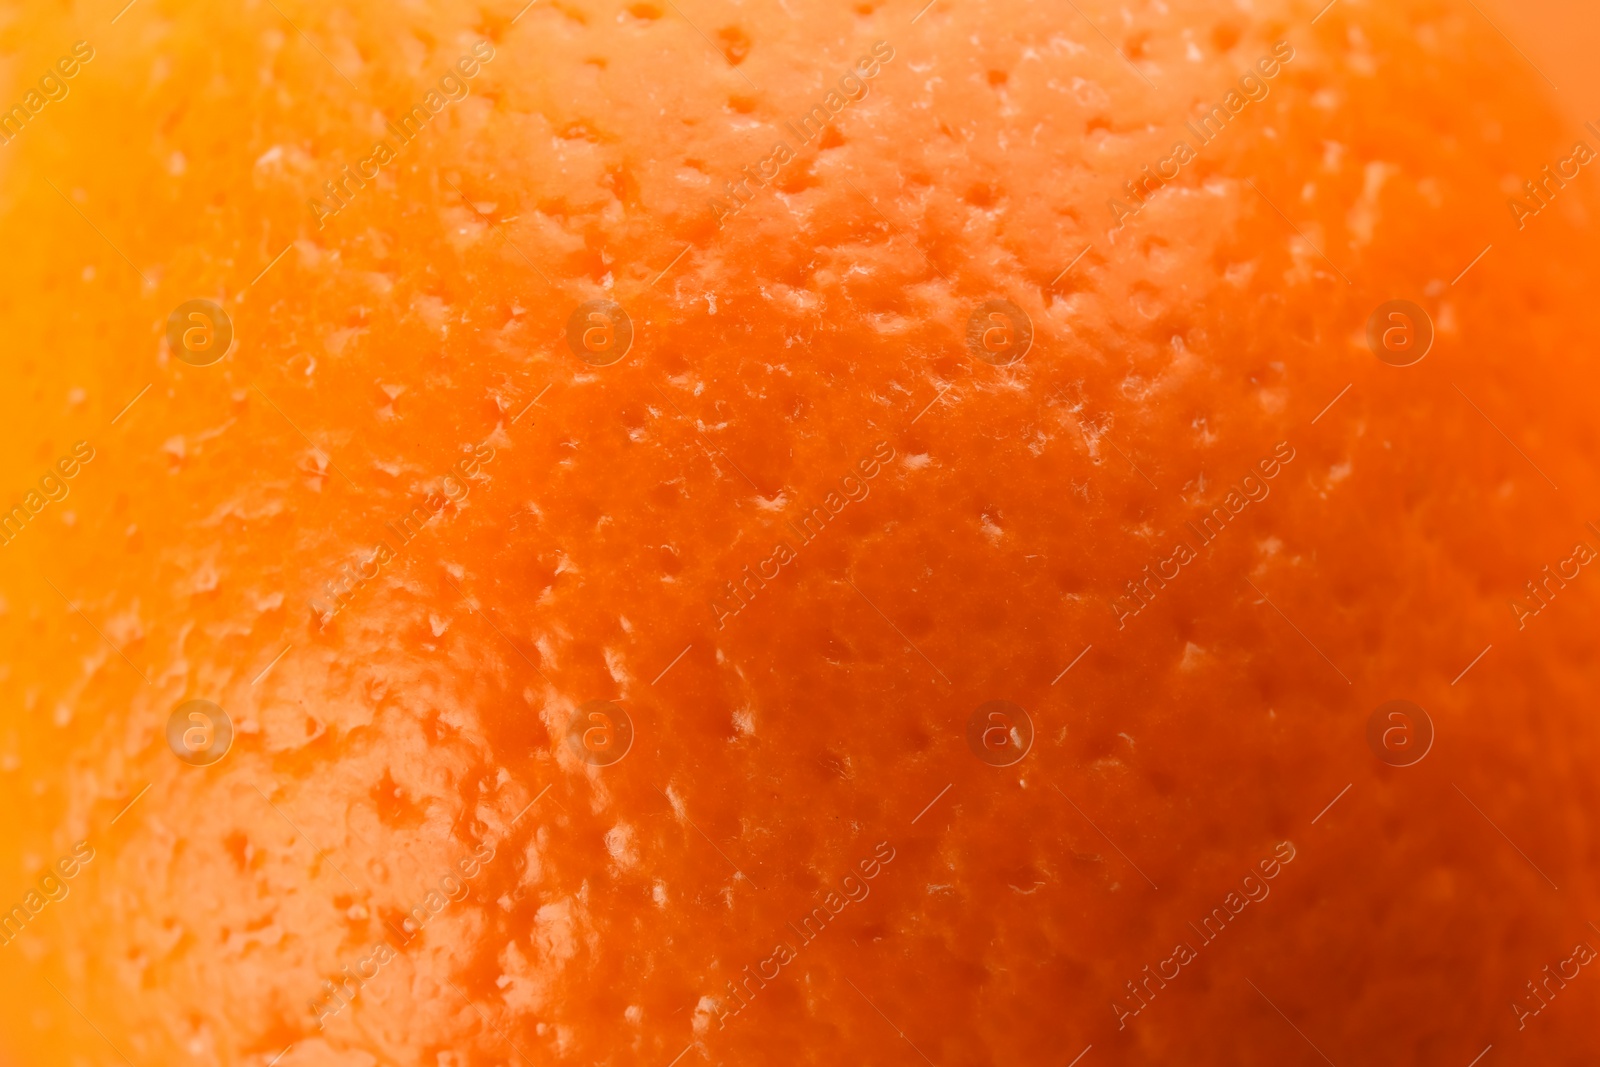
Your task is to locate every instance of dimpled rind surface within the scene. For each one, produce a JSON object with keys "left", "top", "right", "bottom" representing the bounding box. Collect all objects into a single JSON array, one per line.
[{"left": 0, "top": 0, "right": 1598, "bottom": 1064}]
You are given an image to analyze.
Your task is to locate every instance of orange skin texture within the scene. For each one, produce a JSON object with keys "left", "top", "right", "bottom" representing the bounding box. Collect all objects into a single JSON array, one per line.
[{"left": 1, "top": 0, "right": 1599, "bottom": 1064}]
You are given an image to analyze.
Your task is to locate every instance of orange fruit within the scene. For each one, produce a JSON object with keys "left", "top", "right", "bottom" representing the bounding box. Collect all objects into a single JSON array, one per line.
[{"left": 1, "top": 0, "right": 1598, "bottom": 1064}]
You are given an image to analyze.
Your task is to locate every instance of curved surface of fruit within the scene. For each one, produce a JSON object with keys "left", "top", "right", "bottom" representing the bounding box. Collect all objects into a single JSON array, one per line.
[{"left": 0, "top": 0, "right": 1598, "bottom": 1064}]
